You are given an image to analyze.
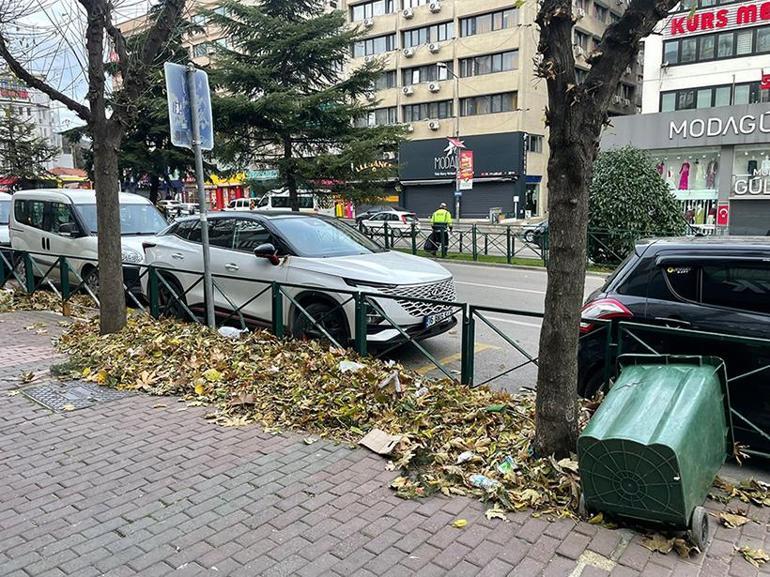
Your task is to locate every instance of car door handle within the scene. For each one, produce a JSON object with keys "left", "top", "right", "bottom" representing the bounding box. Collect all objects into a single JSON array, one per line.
[
  {"left": 224, "top": 263, "right": 239, "bottom": 272},
  {"left": 655, "top": 317, "right": 691, "bottom": 328},
  {"left": 171, "top": 253, "right": 184, "bottom": 260}
]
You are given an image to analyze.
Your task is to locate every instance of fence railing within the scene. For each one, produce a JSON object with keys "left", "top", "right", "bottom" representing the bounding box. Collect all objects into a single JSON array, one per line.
[{"left": 2, "top": 248, "right": 769, "bottom": 458}]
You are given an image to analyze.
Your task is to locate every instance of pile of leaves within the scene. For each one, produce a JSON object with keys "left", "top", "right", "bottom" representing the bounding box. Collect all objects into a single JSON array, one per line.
[
  {"left": 0, "top": 288, "right": 94, "bottom": 315},
  {"left": 58, "top": 315, "right": 581, "bottom": 517}
]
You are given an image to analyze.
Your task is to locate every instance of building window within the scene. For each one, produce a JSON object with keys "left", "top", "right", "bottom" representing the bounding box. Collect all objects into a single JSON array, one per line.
[
  {"left": 351, "top": 0, "right": 394, "bottom": 21},
  {"left": 459, "top": 50, "right": 518, "bottom": 77},
  {"left": 661, "top": 81, "right": 770, "bottom": 112},
  {"left": 528, "top": 134, "right": 544, "bottom": 153},
  {"left": 403, "top": 0, "right": 428, "bottom": 6},
  {"left": 352, "top": 33, "right": 396, "bottom": 57},
  {"left": 191, "top": 13, "right": 207, "bottom": 27},
  {"left": 574, "top": 30, "right": 590, "bottom": 50},
  {"left": 460, "top": 92, "right": 517, "bottom": 116},
  {"left": 402, "top": 62, "right": 451, "bottom": 85},
  {"left": 373, "top": 70, "right": 397, "bottom": 90},
  {"left": 402, "top": 100, "right": 453, "bottom": 122},
  {"left": 192, "top": 43, "right": 208, "bottom": 58},
  {"left": 402, "top": 21, "right": 453, "bottom": 48},
  {"left": 663, "top": 25, "right": 770, "bottom": 66},
  {"left": 593, "top": 4, "right": 608, "bottom": 23},
  {"left": 460, "top": 8, "right": 517, "bottom": 37},
  {"left": 609, "top": 12, "right": 620, "bottom": 23},
  {"left": 356, "top": 107, "right": 398, "bottom": 127},
  {"left": 575, "top": 67, "right": 589, "bottom": 83}
]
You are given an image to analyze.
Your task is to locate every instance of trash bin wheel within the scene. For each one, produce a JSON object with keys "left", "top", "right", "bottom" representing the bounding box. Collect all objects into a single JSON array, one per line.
[{"left": 689, "top": 506, "right": 710, "bottom": 550}]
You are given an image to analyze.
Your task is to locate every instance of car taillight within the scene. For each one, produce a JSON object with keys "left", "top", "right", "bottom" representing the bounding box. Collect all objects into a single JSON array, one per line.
[{"left": 580, "top": 298, "right": 632, "bottom": 334}]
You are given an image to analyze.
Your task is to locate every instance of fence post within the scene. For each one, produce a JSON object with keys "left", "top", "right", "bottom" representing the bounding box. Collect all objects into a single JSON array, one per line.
[
  {"left": 472, "top": 225, "right": 477, "bottom": 261},
  {"left": 411, "top": 223, "right": 417, "bottom": 255},
  {"left": 59, "top": 257, "right": 70, "bottom": 301},
  {"left": 506, "top": 226, "right": 512, "bottom": 265},
  {"left": 484, "top": 233, "right": 488, "bottom": 256},
  {"left": 0, "top": 252, "right": 5, "bottom": 287},
  {"left": 459, "top": 231, "right": 463, "bottom": 253},
  {"left": 441, "top": 228, "right": 447, "bottom": 257},
  {"left": 460, "top": 305, "right": 475, "bottom": 386},
  {"left": 384, "top": 221, "right": 390, "bottom": 249},
  {"left": 271, "top": 282, "right": 284, "bottom": 338},
  {"left": 148, "top": 266, "right": 160, "bottom": 318},
  {"left": 354, "top": 292, "right": 368, "bottom": 356},
  {"left": 24, "top": 253, "right": 34, "bottom": 293}
]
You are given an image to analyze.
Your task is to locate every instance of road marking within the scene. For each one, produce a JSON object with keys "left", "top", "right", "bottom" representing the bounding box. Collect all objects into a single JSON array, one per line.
[
  {"left": 415, "top": 342, "right": 498, "bottom": 376},
  {"left": 442, "top": 261, "right": 547, "bottom": 274},
  {"left": 484, "top": 315, "right": 542, "bottom": 329},
  {"left": 455, "top": 281, "right": 545, "bottom": 295}
]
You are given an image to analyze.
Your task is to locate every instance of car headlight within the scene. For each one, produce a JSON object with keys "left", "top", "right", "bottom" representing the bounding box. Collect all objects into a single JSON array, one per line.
[{"left": 121, "top": 248, "right": 143, "bottom": 264}]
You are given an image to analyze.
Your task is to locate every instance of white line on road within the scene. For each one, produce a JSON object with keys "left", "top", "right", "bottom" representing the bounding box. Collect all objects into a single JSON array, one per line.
[
  {"left": 455, "top": 281, "right": 545, "bottom": 295},
  {"left": 484, "top": 315, "right": 542, "bottom": 329}
]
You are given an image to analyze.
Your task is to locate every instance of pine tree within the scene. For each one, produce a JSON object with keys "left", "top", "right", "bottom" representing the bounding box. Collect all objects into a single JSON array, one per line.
[
  {"left": 0, "top": 107, "right": 58, "bottom": 180},
  {"left": 208, "top": 0, "right": 405, "bottom": 211}
]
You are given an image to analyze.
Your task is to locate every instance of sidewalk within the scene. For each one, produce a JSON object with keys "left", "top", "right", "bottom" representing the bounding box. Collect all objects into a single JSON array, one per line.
[{"left": 1, "top": 310, "right": 768, "bottom": 577}]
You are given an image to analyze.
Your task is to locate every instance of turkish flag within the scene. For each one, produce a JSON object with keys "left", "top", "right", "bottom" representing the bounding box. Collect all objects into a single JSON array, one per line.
[
  {"left": 761, "top": 73, "right": 770, "bottom": 90},
  {"left": 717, "top": 203, "right": 729, "bottom": 227}
]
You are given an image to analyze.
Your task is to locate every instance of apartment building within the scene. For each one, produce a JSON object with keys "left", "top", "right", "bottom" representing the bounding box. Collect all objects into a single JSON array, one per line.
[
  {"left": 345, "top": 0, "right": 639, "bottom": 217},
  {"left": 602, "top": 0, "right": 770, "bottom": 235}
]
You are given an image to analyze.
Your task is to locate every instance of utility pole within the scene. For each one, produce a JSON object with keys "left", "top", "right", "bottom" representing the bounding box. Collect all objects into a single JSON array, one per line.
[{"left": 438, "top": 61, "right": 461, "bottom": 219}]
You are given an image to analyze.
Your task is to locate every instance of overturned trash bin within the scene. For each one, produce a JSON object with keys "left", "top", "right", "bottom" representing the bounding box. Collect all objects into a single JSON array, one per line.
[{"left": 578, "top": 355, "right": 732, "bottom": 549}]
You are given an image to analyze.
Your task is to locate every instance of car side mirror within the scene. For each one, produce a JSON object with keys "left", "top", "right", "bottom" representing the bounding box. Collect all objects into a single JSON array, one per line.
[
  {"left": 58, "top": 222, "right": 81, "bottom": 237},
  {"left": 254, "top": 243, "right": 280, "bottom": 265}
]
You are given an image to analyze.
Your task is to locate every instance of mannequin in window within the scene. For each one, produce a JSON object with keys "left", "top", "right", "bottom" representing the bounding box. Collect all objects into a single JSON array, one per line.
[
  {"left": 656, "top": 161, "right": 665, "bottom": 176},
  {"left": 692, "top": 159, "right": 704, "bottom": 189},
  {"left": 706, "top": 159, "right": 718, "bottom": 189},
  {"left": 678, "top": 160, "right": 690, "bottom": 190},
  {"left": 666, "top": 167, "right": 676, "bottom": 189},
  {"left": 748, "top": 159, "right": 759, "bottom": 182}
]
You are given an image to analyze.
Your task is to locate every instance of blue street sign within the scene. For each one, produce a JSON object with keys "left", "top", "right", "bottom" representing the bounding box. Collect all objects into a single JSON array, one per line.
[
  {"left": 454, "top": 190, "right": 462, "bottom": 197},
  {"left": 164, "top": 62, "right": 213, "bottom": 151}
]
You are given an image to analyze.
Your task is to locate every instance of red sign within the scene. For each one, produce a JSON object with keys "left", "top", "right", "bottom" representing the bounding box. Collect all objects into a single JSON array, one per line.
[
  {"left": 458, "top": 150, "right": 474, "bottom": 191},
  {"left": 761, "top": 73, "right": 770, "bottom": 90},
  {"left": 667, "top": 0, "right": 770, "bottom": 37},
  {"left": 717, "top": 203, "right": 730, "bottom": 226}
]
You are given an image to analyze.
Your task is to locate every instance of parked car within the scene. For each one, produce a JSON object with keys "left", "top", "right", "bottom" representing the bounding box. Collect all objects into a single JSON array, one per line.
[
  {"left": 224, "top": 197, "right": 258, "bottom": 211},
  {"left": 522, "top": 219, "right": 548, "bottom": 247},
  {"left": 9, "top": 189, "right": 168, "bottom": 294},
  {"left": 360, "top": 211, "right": 420, "bottom": 236},
  {"left": 141, "top": 212, "right": 457, "bottom": 345},
  {"left": 179, "top": 202, "right": 199, "bottom": 215},
  {"left": 0, "top": 193, "right": 11, "bottom": 276},
  {"left": 355, "top": 205, "right": 407, "bottom": 224},
  {"left": 578, "top": 237, "right": 770, "bottom": 450}
]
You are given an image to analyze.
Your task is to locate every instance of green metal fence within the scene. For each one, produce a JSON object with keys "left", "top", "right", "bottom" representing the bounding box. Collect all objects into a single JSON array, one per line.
[{"left": 2, "top": 248, "right": 769, "bottom": 457}]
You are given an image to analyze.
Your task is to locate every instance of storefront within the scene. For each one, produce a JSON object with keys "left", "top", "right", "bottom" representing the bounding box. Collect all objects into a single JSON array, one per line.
[
  {"left": 398, "top": 132, "right": 531, "bottom": 219},
  {"left": 601, "top": 103, "right": 770, "bottom": 235},
  {"left": 205, "top": 173, "right": 248, "bottom": 210}
]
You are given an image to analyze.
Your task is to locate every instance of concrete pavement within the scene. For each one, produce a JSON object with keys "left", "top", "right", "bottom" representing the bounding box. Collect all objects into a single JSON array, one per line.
[{"left": 2, "top": 310, "right": 769, "bottom": 577}]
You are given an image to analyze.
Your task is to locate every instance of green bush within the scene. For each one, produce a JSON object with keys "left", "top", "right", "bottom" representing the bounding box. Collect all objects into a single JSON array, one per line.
[{"left": 589, "top": 146, "right": 686, "bottom": 264}]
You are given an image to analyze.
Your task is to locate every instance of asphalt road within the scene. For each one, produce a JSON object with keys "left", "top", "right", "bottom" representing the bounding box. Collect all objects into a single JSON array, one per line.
[{"left": 389, "top": 262, "right": 607, "bottom": 393}]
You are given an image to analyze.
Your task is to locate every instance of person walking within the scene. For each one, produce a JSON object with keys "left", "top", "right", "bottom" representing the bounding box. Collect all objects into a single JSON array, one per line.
[{"left": 428, "top": 202, "right": 453, "bottom": 256}]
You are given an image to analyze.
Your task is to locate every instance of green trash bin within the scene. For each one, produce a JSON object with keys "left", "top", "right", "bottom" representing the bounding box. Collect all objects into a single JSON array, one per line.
[{"left": 578, "top": 355, "right": 732, "bottom": 548}]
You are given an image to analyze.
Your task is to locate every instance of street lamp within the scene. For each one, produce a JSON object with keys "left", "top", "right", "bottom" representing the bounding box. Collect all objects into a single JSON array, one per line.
[{"left": 437, "top": 62, "right": 461, "bottom": 220}]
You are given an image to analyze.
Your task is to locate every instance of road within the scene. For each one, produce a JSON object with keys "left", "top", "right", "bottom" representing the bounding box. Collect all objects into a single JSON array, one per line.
[{"left": 388, "top": 262, "right": 606, "bottom": 392}]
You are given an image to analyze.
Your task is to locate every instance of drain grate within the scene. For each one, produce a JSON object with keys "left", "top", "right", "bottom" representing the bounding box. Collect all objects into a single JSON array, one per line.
[{"left": 22, "top": 381, "right": 132, "bottom": 412}]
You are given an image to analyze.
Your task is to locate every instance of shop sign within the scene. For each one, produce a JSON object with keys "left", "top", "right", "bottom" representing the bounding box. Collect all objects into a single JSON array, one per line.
[
  {"left": 0, "top": 78, "right": 29, "bottom": 100},
  {"left": 458, "top": 150, "right": 474, "bottom": 191},
  {"left": 762, "top": 73, "right": 770, "bottom": 90},
  {"left": 669, "top": 112, "right": 770, "bottom": 140},
  {"left": 247, "top": 169, "right": 279, "bottom": 181},
  {"left": 717, "top": 203, "right": 729, "bottom": 225},
  {"left": 666, "top": 0, "right": 770, "bottom": 38},
  {"left": 732, "top": 169, "right": 770, "bottom": 197}
]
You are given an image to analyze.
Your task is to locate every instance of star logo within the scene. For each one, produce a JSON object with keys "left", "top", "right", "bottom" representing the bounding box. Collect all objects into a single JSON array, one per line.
[{"left": 444, "top": 137, "right": 465, "bottom": 157}]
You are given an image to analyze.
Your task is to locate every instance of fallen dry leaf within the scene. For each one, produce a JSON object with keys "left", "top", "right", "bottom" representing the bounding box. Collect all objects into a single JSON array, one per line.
[
  {"left": 737, "top": 546, "right": 769, "bottom": 567},
  {"left": 485, "top": 506, "right": 508, "bottom": 521},
  {"left": 451, "top": 519, "right": 468, "bottom": 529},
  {"left": 62, "top": 403, "right": 75, "bottom": 412},
  {"left": 718, "top": 511, "right": 751, "bottom": 529},
  {"left": 641, "top": 534, "right": 675, "bottom": 555}
]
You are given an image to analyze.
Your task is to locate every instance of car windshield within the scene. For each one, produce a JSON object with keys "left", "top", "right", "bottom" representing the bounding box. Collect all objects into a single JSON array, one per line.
[
  {"left": 0, "top": 200, "right": 9, "bottom": 225},
  {"left": 271, "top": 217, "right": 385, "bottom": 257},
  {"left": 76, "top": 203, "right": 167, "bottom": 235}
]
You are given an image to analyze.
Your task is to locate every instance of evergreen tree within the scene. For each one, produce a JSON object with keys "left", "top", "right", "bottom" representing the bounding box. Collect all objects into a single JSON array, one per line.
[
  {"left": 208, "top": 0, "right": 405, "bottom": 211},
  {"left": 0, "top": 107, "right": 58, "bottom": 180}
]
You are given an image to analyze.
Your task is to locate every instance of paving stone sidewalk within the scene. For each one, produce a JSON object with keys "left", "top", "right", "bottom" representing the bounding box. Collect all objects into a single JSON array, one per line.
[{"left": 1, "top": 310, "right": 769, "bottom": 577}]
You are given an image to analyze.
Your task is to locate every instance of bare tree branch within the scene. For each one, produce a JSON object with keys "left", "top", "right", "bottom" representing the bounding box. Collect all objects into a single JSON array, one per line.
[
  {"left": 105, "top": 1, "right": 129, "bottom": 80},
  {"left": 0, "top": 31, "right": 91, "bottom": 121}
]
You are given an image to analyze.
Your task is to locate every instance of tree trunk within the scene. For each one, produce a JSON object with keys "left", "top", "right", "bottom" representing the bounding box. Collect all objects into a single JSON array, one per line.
[
  {"left": 283, "top": 135, "right": 299, "bottom": 212},
  {"left": 149, "top": 174, "right": 160, "bottom": 204}
]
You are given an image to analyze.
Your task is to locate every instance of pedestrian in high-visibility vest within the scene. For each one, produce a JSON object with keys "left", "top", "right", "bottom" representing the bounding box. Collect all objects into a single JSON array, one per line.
[{"left": 428, "top": 203, "right": 453, "bottom": 256}]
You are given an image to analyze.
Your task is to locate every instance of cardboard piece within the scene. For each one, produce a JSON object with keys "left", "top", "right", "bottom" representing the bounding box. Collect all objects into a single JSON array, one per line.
[{"left": 358, "top": 428, "right": 402, "bottom": 455}]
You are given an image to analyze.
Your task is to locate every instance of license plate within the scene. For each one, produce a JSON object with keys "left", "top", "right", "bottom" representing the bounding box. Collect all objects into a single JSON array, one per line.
[{"left": 424, "top": 309, "right": 453, "bottom": 328}]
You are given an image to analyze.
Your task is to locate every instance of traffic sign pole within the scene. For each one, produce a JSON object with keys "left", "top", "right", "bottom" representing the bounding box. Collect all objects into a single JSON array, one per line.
[{"left": 187, "top": 63, "right": 216, "bottom": 328}]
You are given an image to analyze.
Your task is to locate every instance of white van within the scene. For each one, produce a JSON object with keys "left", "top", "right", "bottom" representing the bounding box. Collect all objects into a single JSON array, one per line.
[
  {"left": 254, "top": 190, "right": 335, "bottom": 215},
  {"left": 9, "top": 189, "right": 167, "bottom": 294}
]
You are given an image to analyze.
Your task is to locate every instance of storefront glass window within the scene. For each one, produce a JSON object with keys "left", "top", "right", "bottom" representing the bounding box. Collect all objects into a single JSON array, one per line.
[
  {"left": 717, "top": 32, "right": 734, "bottom": 57},
  {"left": 731, "top": 146, "right": 770, "bottom": 199},
  {"left": 664, "top": 41, "right": 679, "bottom": 64},
  {"left": 734, "top": 84, "right": 751, "bottom": 104},
  {"left": 661, "top": 93, "right": 676, "bottom": 112},
  {"left": 696, "top": 89, "right": 711, "bottom": 108},
  {"left": 681, "top": 38, "right": 697, "bottom": 62},
  {"left": 714, "top": 86, "right": 731, "bottom": 107},
  {"left": 699, "top": 35, "right": 715, "bottom": 59},
  {"left": 758, "top": 28, "right": 770, "bottom": 53},
  {"left": 736, "top": 30, "right": 753, "bottom": 55},
  {"left": 677, "top": 89, "right": 696, "bottom": 110}
]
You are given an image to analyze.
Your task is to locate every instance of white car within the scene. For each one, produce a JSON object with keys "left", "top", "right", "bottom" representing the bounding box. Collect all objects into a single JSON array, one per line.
[
  {"left": 9, "top": 189, "right": 168, "bottom": 294},
  {"left": 0, "top": 193, "right": 10, "bottom": 247},
  {"left": 360, "top": 210, "right": 420, "bottom": 236},
  {"left": 224, "top": 197, "right": 259, "bottom": 211},
  {"left": 142, "top": 212, "right": 456, "bottom": 345}
]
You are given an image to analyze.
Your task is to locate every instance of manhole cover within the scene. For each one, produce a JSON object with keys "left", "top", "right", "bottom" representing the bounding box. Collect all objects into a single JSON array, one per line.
[{"left": 22, "top": 381, "right": 132, "bottom": 412}]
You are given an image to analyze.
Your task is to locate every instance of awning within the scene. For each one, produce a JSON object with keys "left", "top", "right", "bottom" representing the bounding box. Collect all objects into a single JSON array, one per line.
[
  {"left": 0, "top": 177, "right": 18, "bottom": 185},
  {"left": 526, "top": 175, "right": 542, "bottom": 183}
]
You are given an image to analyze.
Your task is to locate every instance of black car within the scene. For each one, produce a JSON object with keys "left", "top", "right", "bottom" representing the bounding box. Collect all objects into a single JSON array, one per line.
[{"left": 578, "top": 237, "right": 770, "bottom": 450}]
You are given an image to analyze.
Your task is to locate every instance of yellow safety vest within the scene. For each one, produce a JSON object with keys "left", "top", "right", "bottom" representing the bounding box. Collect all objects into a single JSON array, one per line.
[{"left": 431, "top": 209, "right": 452, "bottom": 226}]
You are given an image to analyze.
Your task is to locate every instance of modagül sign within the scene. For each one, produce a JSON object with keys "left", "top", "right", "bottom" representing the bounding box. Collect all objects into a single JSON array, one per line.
[{"left": 669, "top": 111, "right": 770, "bottom": 140}]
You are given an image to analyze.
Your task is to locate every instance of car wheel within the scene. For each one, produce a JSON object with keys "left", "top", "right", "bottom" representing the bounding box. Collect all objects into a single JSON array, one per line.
[
  {"left": 292, "top": 300, "right": 349, "bottom": 346},
  {"left": 157, "top": 275, "right": 188, "bottom": 320},
  {"left": 83, "top": 267, "right": 100, "bottom": 296},
  {"left": 524, "top": 230, "right": 535, "bottom": 244}
]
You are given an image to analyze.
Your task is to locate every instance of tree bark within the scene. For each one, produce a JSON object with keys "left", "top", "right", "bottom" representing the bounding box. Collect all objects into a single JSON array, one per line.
[
  {"left": 534, "top": 0, "right": 681, "bottom": 456},
  {"left": 283, "top": 135, "right": 299, "bottom": 212},
  {"left": 149, "top": 174, "right": 160, "bottom": 204}
]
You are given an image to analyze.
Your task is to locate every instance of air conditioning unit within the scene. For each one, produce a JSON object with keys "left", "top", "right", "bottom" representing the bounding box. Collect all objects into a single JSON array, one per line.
[
  {"left": 428, "top": 42, "right": 441, "bottom": 53},
  {"left": 624, "top": 66, "right": 632, "bottom": 75},
  {"left": 405, "top": 123, "right": 415, "bottom": 133},
  {"left": 403, "top": 7, "right": 414, "bottom": 18},
  {"left": 428, "top": 119, "right": 441, "bottom": 130},
  {"left": 383, "top": 151, "right": 397, "bottom": 160},
  {"left": 403, "top": 47, "right": 415, "bottom": 58},
  {"left": 366, "top": 92, "right": 377, "bottom": 102},
  {"left": 364, "top": 55, "right": 375, "bottom": 63},
  {"left": 576, "top": 7, "right": 585, "bottom": 17},
  {"left": 622, "top": 97, "right": 631, "bottom": 106},
  {"left": 402, "top": 85, "right": 414, "bottom": 96},
  {"left": 429, "top": 1, "right": 441, "bottom": 13},
  {"left": 427, "top": 81, "right": 440, "bottom": 93},
  {"left": 363, "top": 17, "right": 375, "bottom": 28},
  {"left": 575, "top": 45, "right": 585, "bottom": 57},
  {"left": 612, "top": 94, "right": 621, "bottom": 104}
]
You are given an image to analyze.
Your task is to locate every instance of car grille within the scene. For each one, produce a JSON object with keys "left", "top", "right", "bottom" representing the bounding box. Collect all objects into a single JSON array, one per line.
[{"left": 379, "top": 278, "right": 457, "bottom": 318}]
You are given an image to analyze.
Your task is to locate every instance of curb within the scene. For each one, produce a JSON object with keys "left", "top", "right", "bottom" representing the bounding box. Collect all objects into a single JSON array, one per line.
[{"left": 422, "top": 256, "right": 612, "bottom": 278}]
